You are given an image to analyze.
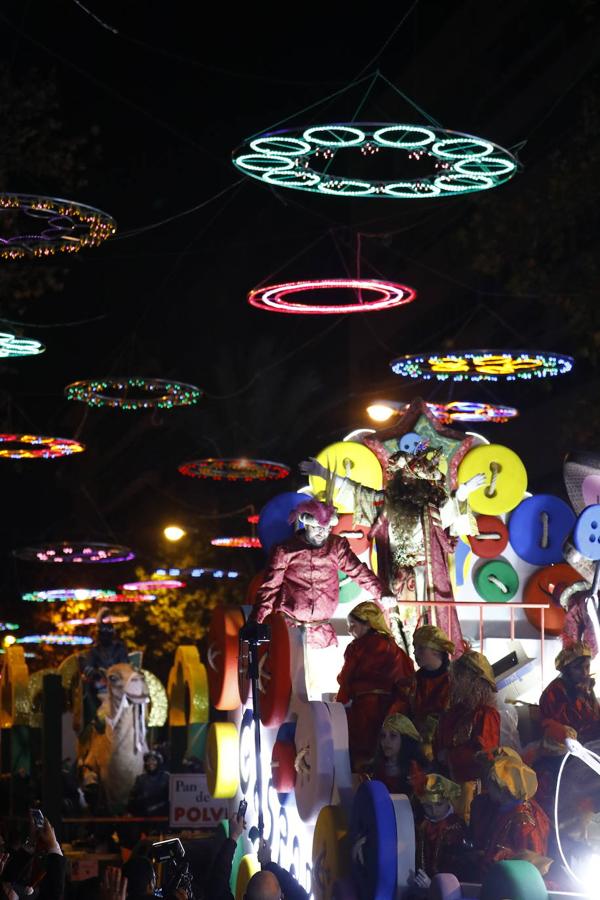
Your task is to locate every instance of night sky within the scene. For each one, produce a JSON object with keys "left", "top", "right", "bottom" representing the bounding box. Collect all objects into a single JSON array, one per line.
[{"left": 1, "top": 0, "right": 600, "bottom": 625}]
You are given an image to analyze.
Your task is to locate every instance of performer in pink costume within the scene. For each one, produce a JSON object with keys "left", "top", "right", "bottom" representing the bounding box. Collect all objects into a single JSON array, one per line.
[
  {"left": 251, "top": 497, "right": 385, "bottom": 648},
  {"left": 301, "top": 446, "right": 484, "bottom": 654}
]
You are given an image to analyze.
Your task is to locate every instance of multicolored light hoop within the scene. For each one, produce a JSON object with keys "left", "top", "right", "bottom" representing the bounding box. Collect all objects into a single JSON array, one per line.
[
  {"left": 179, "top": 458, "right": 290, "bottom": 482},
  {"left": 65, "top": 377, "right": 202, "bottom": 410},
  {"left": 14, "top": 542, "right": 135, "bottom": 564},
  {"left": 121, "top": 579, "right": 185, "bottom": 592},
  {"left": 211, "top": 536, "right": 262, "bottom": 549},
  {"left": 0, "top": 434, "right": 85, "bottom": 459},
  {"left": 390, "top": 351, "right": 574, "bottom": 382},
  {"left": 64, "top": 615, "right": 129, "bottom": 626},
  {"left": 154, "top": 566, "right": 239, "bottom": 579},
  {"left": 232, "top": 123, "right": 519, "bottom": 199},
  {"left": 0, "top": 193, "right": 115, "bottom": 259},
  {"left": 17, "top": 634, "right": 93, "bottom": 645},
  {"left": 22, "top": 588, "right": 118, "bottom": 603},
  {"left": 427, "top": 402, "right": 519, "bottom": 424},
  {"left": 0, "top": 622, "right": 19, "bottom": 631},
  {"left": 248, "top": 278, "right": 416, "bottom": 315},
  {"left": 0, "top": 332, "right": 45, "bottom": 358}
]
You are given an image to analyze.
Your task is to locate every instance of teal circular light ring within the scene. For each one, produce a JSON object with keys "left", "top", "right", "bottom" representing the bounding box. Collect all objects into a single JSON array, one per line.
[
  {"left": 373, "top": 125, "right": 436, "bottom": 148},
  {"left": 250, "top": 136, "right": 311, "bottom": 156},
  {"left": 454, "top": 156, "right": 516, "bottom": 176},
  {"left": 263, "top": 170, "right": 321, "bottom": 188},
  {"left": 303, "top": 126, "right": 365, "bottom": 147},
  {"left": 317, "top": 179, "right": 375, "bottom": 196},
  {"left": 432, "top": 138, "right": 495, "bottom": 159},
  {"left": 0, "top": 332, "right": 45, "bottom": 358},
  {"left": 383, "top": 181, "right": 441, "bottom": 198},
  {"left": 435, "top": 173, "right": 496, "bottom": 192},
  {"left": 235, "top": 153, "right": 294, "bottom": 173}
]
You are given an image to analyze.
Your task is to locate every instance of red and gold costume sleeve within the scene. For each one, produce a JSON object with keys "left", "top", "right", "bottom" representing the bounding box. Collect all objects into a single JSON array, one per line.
[
  {"left": 435, "top": 703, "right": 501, "bottom": 783},
  {"left": 335, "top": 536, "right": 384, "bottom": 599},
  {"left": 540, "top": 676, "right": 600, "bottom": 742},
  {"left": 253, "top": 544, "right": 287, "bottom": 623},
  {"left": 470, "top": 794, "right": 550, "bottom": 874}
]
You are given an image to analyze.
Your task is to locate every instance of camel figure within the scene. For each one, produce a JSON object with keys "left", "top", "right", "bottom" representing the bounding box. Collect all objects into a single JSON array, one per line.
[{"left": 81, "top": 662, "right": 150, "bottom": 812}]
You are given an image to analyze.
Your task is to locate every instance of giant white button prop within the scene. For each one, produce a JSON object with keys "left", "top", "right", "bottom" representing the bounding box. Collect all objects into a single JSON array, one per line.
[
  {"left": 509, "top": 494, "right": 575, "bottom": 566},
  {"left": 458, "top": 443, "right": 527, "bottom": 515},
  {"left": 391, "top": 794, "right": 415, "bottom": 895},
  {"left": 309, "top": 441, "right": 382, "bottom": 514},
  {"left": 294, "top": 700, "right": 335, "bottom": 823},
  {"left": 350, "top": 780, "right": 397, "bottom": 900}
]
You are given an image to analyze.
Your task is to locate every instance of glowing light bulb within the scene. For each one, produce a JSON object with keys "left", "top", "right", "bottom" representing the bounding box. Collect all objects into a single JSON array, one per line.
[
  {"left": 164, "top": 525, "right": 186, "bottom": 542},
  {"left": 3, "top": 635, "right": 16, "bottom": 647},
  {"left": 366, "top": 402, "right": 401, "bottom": 423}
]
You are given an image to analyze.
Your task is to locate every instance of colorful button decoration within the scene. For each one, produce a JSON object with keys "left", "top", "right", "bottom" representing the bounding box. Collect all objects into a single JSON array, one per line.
[
  {"left": 0, "top": 434, "right": 85, "bottom": 459},
  {"left": 398, "top": 431, "right": 423, "bottom": 454},
  {"left": 312, "top": 805, "right": 351, "bottom": 900},
  {"left": 390, "top": 350, "right": 573, "bottom": 382},
  {"left": 258, "top": 492, "right": 306, "bottom": 554},
  {"left": 271, "top": 739, "right": 297, "bottom": 794},
  {"left": 0, "top": 193, "right": 115, "bottom": 259},
  {"left": 468, "top": 515, "right": 509, "bottom": 558},
  {"left": 522, "top": 563, "right": 581, "bottom": 635},
  {"left": 573, "top": 504, "right": 600, "bottom": 561},
  {"left": 310, "top": 441, "right": 382, "bottom": 515},
  {"left": 332, "top": 514, "right": 371, "bottom": 557},
  {"left": 65, "top": 377, "right": 201, "bottom": 410},
  {"left": 179, "top": 457, "right": 289, "bottom": 481},
  {"left": 350, "top": 780, "right": 398, "bottom": 900},
  {"left": 258, "top": 613, "right": 292, "bottom": 728},
  {"left": 248, "top": 278, "right": 416, "bottom": 314},
  {"left": 294, "top": 701, "right": 335, "bottom": 823},
  {"left": 474, "top": 559, "right": 519, "bottom": 602},
  {"left": 205, "top": 722, "right": 240, "bottom": 798},
  {"left": 458, "top": 444, "right": 527, "bottom": 515},
  {"left": 508, "top": 495, "right": 576, "bottom": 566},
  {"left": 14, "top": 542, "right": 135, "bottom": 564},
  {"left": 233, "top": 124, "right": 519, "bottom": 198},
  {"left": 206, "top": 606, "right": 245, "bottom": 711}
]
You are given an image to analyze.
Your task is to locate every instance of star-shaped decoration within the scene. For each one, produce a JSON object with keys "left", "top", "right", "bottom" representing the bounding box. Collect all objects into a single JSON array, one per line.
[{"left": 363, "top": 396, "right": 472, "bottom": 488}]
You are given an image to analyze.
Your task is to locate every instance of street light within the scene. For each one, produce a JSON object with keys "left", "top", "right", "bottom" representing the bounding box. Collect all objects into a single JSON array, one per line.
[
  {"left": 163, "top": 524, "right": 187, "bottom": 542},
  {"left": 366, "top": 400, "right": 403, "bottom": 423}
]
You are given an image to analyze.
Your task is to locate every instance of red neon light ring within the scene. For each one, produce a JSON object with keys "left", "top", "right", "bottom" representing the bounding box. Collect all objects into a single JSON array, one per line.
[
  {"left": 248, "top": 278, "right": 416, "bottom": 315},
  {"left": 121, "top": 579, "right": 185, "bottom": 591}
]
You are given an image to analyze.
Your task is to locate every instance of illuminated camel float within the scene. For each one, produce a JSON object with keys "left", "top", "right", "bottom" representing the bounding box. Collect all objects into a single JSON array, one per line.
[{"left": 79, "top": 663, "right": 152, "bottom": 812}]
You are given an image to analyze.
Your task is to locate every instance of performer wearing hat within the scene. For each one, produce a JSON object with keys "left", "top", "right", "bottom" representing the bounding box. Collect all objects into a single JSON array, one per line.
[
  {"left": 469, "top": 747, "right": 550, "bottom": 878},
  {"left": 405, "top": 625, "right": 454, "bottom": 759},
  {"left": 539, "top": 641, "right": 600, "bottom": 744},
  {"left": 336, "top": 605, "right": 414, "bottom": 770},
  {"left": 434, "top": 650, "right": 500, "bottom": 820},
  {"left": 252, "top": 498, "right": 385, "bottom": 648},
  {"left": 412, "top": 774, "right": 467, "bottom": 889},
  {"left": 365, "top": 712, "right": 425, "bottom": 794}
]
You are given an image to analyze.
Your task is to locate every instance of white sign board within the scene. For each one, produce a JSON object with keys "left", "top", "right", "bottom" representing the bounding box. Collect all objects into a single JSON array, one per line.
[{"left": 169, "top": 773, "right": 227, "bottom": 828}]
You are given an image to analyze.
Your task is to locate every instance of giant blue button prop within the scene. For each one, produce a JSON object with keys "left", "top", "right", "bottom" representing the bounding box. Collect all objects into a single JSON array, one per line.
[
  {"left": 398, "top": 431, "right": 422, "bottom": 454},
  {"left": 509, "top": 494, "right": 575, "bottom": 566},
  {"left": 258, "top": 492, "right": 306, "bottom": 554},
  {"left": 350, "top": 780, "right": 397, "bottom": 900},
  {"left": 573, "top": 503, "right": 600, "bottom": 561}
]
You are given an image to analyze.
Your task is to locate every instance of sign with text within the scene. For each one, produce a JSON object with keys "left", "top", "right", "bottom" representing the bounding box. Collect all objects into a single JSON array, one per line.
[{"left": 169, "top": 773, "right": 227, "bottom": 828}]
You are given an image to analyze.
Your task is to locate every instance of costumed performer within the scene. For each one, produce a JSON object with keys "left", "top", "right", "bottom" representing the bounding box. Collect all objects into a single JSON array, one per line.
[
  {"left": 539, "top": 640, "right": 600, "bottom": 744},
  {"left": 79, "top": 608, "right": 129, "bottom": 729},
  {"left": 468, "top": 747, "right": 550, "bottom": 880},
  {"left": 365, "top": 711, "right": 426, "bottom": 794},
  {"left": 410, "top": 774, "right": 467, "bottom": 894},
  {"left": 301, "top": 446, "right": 484, "bottom": 653},
  {"left": 252, "top": 498, "right": 386, "bottom": 648},
  {"left": 336, "top": 604, "right": 415, "bottom": 770},
  {"left": 434, "top": 649, "right": 500, "bottom": 820}
]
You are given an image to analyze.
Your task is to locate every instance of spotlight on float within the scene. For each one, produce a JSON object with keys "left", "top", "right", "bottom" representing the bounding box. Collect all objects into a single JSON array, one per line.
[
  {"left": 164, "top": 525, "right": 186, "bottom": 542},
  {"left": 555, "top": 738, "right": 600, "bottom": 893},
  {"left": 366, "top": 400, "right": 403, "bottom": 423},
  {"left": 3, "top": 635, "right": 16, "bottom": 648}
]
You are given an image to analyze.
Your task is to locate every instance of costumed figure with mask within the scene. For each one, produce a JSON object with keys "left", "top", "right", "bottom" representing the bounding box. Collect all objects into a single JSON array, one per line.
[
  {"left": 301, "top": 444, "right": 484, "bottom": 654},
  {"left": 252, "top": 498, "right": 385, "bottom": 648},
  {"left": 79, "top": 608, "right": 129, "bottom": 728}
]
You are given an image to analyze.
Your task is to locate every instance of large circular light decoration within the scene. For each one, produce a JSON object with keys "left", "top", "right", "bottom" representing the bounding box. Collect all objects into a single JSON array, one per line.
[
  {"left": 153, "top": 566, "right": 239, "bottom": 580},
  {"left": 211, "top": 537, "right": 262, "bottom": 549},
  {"left": 0, "top": 332, "right": 45, "bottom": 358},
  {"left": 390, "top": 351, "right": 573, "bottom": 382},
  {"left": 428, "top": 402, "right": 519, "bottom": 424},
  {"left": 0, "top": 434, "right": 85, "bottom": 459},
  {"left": 22, "top": 588, "right": 118, "bottom": 603},
  {"left": 0, "top": 622, "right": 19, "bottom": 631},
  {"left": 64, "top": 616, "right": 129, "bottom": 626},
  {"left": 179, "top": 458, "right": 290, "bottom": 482},
  {"left": 65, "top": 377, "right": 202, "bottom": 410},
  {"left": 121, "top": 579, "right": 185, "bottom": 591},
  {"left": 248, "top": 278, "right": 415, "bottom": 315},
  {"left": 232, "top": 123, "right": 519, "bottom": 199},
  {"left": 14, "top": 542, "right": 135, "bottom": 564},
  {"left": 17, "top": 634, "right": 93, "bottom": 645},
  {"left": 0, "top": 193, "right": 115, "bottom": 259}
]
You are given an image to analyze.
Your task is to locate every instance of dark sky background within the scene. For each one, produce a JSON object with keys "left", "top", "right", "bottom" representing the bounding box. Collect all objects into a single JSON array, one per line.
[{"left": 1, "top": 0, "right": 600, "bottom": 628}]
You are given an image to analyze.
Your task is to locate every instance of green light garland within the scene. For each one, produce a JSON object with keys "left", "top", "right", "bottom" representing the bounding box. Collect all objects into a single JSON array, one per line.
[
  {"left": 65, "top": 377, "right": 203, "bottom": 410},
  {"left": 232, "top": 123, "right": 519, "bottom": 199}
]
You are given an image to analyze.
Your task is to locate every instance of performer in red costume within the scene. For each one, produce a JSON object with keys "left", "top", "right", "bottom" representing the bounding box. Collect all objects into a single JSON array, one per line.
[
  {"left": 410, "top": 625, "right": 454, "bottom": 760},
  {"left": 336, "top": 603, "right": 414, "bottom": 770},
  {"left": 412, "top": 774, "right": 467, "bottom": 891},
  {"left": 252, "top": 498, "right": 385, "bottom": 648},
  {"left": 539, "top": 641, "right": 600, "bottom": 744},
  {"left": 434, "top": 649, "right": 500, "bottom": 820},
  {"left": 367, "top": 712, "right": 425, "bottom": 794},
  {"left": 469, "top": 747, "right": 550, "bottom": 879}
]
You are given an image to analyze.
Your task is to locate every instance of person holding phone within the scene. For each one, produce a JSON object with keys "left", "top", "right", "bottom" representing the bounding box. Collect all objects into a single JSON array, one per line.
[{"left": 0, "top": 814, "right": 65, "bottom": 900}]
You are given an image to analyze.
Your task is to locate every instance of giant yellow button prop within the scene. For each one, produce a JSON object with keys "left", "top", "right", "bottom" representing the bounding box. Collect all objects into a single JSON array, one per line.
[
  {"left": 205, "top": 721, "right": 239, "bottom": 798},
  {"left": 312, "top": 805, "right": 351, "bottom": 900},
  {"left": 309, "top": 441, "right": 382, "bottom": 514},
  {"left": 235, "top": 854, "right": 260, "bottom": 900},
  {"left": 458, "top": 443, "right": 527, "bottom": 515}
]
